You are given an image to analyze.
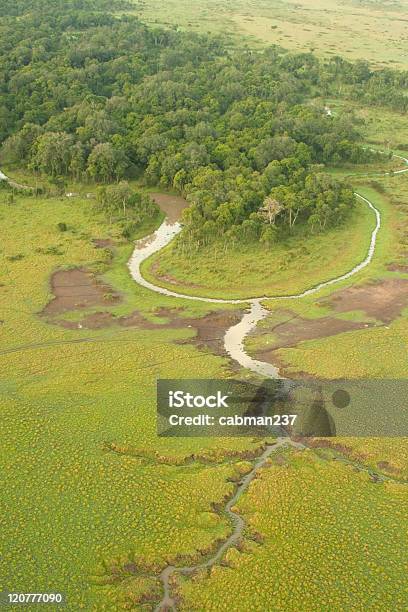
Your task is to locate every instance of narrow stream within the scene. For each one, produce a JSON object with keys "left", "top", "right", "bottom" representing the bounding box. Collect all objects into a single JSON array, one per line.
[
  {"left": 154, "top": 437, "right": 305, "bottom": 612},
  {"left": 128, "top": 191, "right": 383, "bottom": 379},
  {"left": 126, "top": 156, "right": 408, "bottom": 609},
  {"left": 223, "top": 300, "right": 280, "bottom": 378},
  {"left": 1, "top": 155, "right": 407, "bottom": 609}
]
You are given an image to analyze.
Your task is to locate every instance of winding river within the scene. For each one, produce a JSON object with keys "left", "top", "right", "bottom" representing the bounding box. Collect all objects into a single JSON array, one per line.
[
  {"left": 2, "top": 154, "right": 407, "bottom": 610},
  {"left": 127, "top": 155, "right": 408, "bottom": 610},
  {"left": 1, "top": 152, "right": 407, "bottom": 378},
  {"left": 128, "top": 159, "right": 407, "bottom": 380}
]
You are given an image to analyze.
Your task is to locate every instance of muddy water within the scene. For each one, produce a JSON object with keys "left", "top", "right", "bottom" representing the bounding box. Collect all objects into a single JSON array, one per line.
[
  {"left": 128, "top": 191, "right": 383, "bottom": 379},
  {"left": 150, "top": 192, "right": 190, "bottom": 223},
  {"left": 224, "top": 300, "right": 281, "bottom": 378},
  {"left": 128, "top": 220, "right": 244, "bottom": 305}
]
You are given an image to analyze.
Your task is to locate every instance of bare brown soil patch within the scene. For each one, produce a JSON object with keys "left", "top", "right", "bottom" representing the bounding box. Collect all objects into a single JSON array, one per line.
[
  {"left": 48, "top": 291, "right": 241, "bottom": 357},
  {"left": 387, "top": 263, "right": 408, "bottom": 273},
  {"left": 179, "top": 310, "right": 244, "bottom": 356},
  {"left": 251, "top": 310, "right": 371, "bottom": 378},
  {"left": 118, "top": 311, "right": 158, "bottom": 328},
  {"left": 154, "top": 306, "right": 185, "bottom": 318},
  {"left": 42, "top": 269, "right": 121, "bottom": 315},
  {"left": 56, "top": 312, "right": 118, "bottom": 330},
  {"left": 324, "top": 278, "right": 408, "bottom": 322},
  {"left": 150, "top": 192, "right": 189, "bottom": 223},
  {"left": 54, "top": 309, "right": 158, "bottom": 330},
  {"left": 255, "top": 311, "right": 369, "bottom": 352},
  {"left": 92, "top": 238, "right": 114, "bottom": 249}
]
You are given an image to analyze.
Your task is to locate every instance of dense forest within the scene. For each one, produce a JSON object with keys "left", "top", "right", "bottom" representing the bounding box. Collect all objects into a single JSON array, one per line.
[{"left": 1, "top": 0, "right": 406, "bottom": 247}]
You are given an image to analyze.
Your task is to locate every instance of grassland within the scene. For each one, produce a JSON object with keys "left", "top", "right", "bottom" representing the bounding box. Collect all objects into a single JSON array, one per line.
[
  {"left": 144, "top": 200, "right": 376, "bottom": 300},
  {"left": 1, "top": 103, "right": 408, "bottom": 609},
  {"left": 325, "top": 99, "right": 408, "bottom": 157},
  {"left": 127, "top": 0, "right": 408, "bottom": 69},
  {"left": 178, "top": 450, "right": 408, "bottom": 610},
  {"left": 0, "top": 185, "right": 266, "bottom": 609}
]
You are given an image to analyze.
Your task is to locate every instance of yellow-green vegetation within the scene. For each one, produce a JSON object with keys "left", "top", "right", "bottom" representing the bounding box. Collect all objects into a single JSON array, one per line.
[
  {"left": 313, "top": 442, "right": 408, "bottom": 482},
  {"left": 2, "top": 115, "right": 407, "bottom": 609},
  {"left": 144, "top": 200, "right": 375, "bottom": 299},
  {"left": 178, "top": 450, "right": 408, "bottom": 610},
  {"left": 324, "top": 100, "right": 408, "bottom": 155},
  {"left": 128, "top": 0, "right": 408, "bottom": 68},
  {"left": 271, "top": 316, "right": 407, "bottom": 378},
  {"left": 252, "top": 179, "right": 408, "bottom": 376},
  {"left": 0, "top": 188, "right": 264, "bottom": 609},
  {"left": 244, "top": 173, "right": 407, "bottom": 478}
]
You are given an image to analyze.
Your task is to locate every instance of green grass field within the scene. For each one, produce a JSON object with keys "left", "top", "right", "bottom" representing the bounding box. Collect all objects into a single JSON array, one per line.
[
  {"left": 0, "top": 187, "right": 266, "bottom": 609},
  {"left": 1, "top": 145, "right": 407, "bottom": 607},
  {"left": 144, "top": 200, "right": 375, "bottom": 300},
  {"left": 178, "top": 450, "right": 408, "bottom": 610},
  {"left": 127, "top": 0, "right": 408, "bottom": 69}
]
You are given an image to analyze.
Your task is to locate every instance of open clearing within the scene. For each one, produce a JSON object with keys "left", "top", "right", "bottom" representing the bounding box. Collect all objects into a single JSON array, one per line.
[
  {"left": 144, "top": 197, "right": 375, "bottom": 299},
  {"left": 128, "top": 0, "right": 408, "bottom": 68},
  {"left": 150, "top": 193, "right": 190, "bottom": 224}
]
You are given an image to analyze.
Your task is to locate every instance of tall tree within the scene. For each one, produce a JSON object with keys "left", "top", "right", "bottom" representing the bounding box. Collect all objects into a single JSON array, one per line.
[{"left": 259, "top": 196, "right": 283, "bottom": 225}]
